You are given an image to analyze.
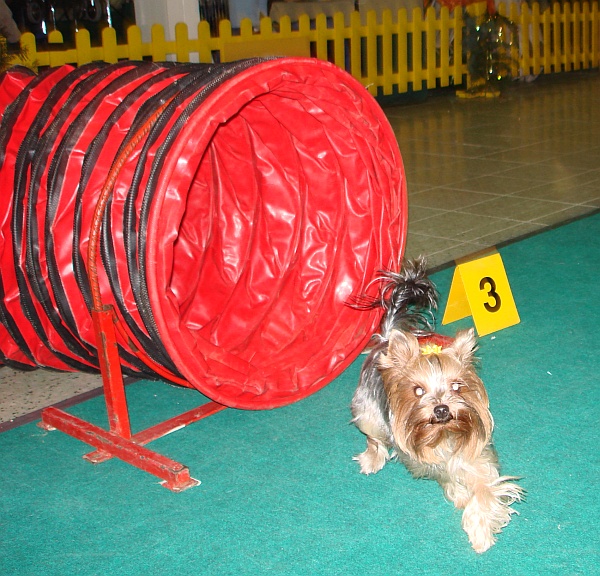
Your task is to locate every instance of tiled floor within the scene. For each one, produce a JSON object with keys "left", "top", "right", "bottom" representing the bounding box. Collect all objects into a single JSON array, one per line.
[
  {"left": 1, "top": 69, "right": 599, "bottom": 427},
  {"left": 390, "top": 70, "right": 600, "bottom": 267}
]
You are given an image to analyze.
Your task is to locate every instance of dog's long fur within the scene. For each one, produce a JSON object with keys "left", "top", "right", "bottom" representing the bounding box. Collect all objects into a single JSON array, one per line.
[{"left": 350, "top": 257, "right": 523, "bottom": 553}]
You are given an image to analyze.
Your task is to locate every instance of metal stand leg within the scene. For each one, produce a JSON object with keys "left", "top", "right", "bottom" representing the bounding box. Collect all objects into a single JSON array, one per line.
[{"left": 39, "top": 305, "right": 225, "bottom": 492}]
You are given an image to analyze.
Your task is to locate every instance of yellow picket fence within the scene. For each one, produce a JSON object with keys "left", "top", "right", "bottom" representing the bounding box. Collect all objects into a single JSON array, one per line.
[{"left": 15, "top": 1, "right": 600, "bottom": 97}]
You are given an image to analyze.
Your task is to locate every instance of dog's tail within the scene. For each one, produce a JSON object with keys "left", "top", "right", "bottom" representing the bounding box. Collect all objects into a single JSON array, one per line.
[{"left": 349, "top": 256, "right": 438, "bottom": 339}]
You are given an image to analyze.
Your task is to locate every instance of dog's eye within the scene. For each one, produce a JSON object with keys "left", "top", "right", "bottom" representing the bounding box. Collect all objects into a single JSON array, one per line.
[
  {"left": 414, "top": 386, "right": 425, "bottom": 397},
  {"left": 451, "top": 382, "right": 461, "bottom": 392}
]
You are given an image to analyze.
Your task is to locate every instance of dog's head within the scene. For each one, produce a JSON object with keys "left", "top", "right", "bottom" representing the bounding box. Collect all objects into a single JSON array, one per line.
[{"left": 378, "top": 328, "right": 493, "bottom": 464}]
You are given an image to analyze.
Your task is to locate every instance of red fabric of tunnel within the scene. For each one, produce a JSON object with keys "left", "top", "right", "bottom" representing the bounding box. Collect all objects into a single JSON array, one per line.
[{"left": 0, "top": 57, "right": 407, "bottom": 409}]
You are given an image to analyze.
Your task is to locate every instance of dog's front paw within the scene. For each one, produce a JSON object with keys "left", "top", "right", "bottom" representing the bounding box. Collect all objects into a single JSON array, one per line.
[
  {"left": 353, "top": 451, "right": 386, "bottom": 475},
  {"left": 462, "top": 502, "right": 496, "bottom": 553},
  {"left": 353, "top": 438, "right": 390, "bottom": 475},
  {"left": 461, "top": 478, "right": 524, "bottom": 553}
]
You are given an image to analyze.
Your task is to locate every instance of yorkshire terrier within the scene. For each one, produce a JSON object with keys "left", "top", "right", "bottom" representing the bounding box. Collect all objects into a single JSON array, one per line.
[{"left": 350, "top": 257, "right": 523, "bottom": 553}]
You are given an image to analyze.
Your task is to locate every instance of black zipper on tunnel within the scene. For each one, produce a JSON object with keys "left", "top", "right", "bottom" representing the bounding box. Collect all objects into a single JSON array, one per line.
[
  {"left": 116, "top": 61, "right": 264, "bottom": 375},
  {"left": 97, "top": 64, "right": 211, "bottom": 378},
  {"left": 28, "top": 64, "right": 148, "bottom": 368},
  {"left": 12, "top": 63, "right": 108, "bottom": 371},
  {"left": 134, "top": 58, "right": 275, "bottom": 347},
  {"left": 0, "top": 68, "right": 40, "bottom": 366},
  {"left": 41, "top": 62, "right": 178, "bottom": 378},
  {"left": 100, "top": 64, "right": 220, "bottom": 379}
]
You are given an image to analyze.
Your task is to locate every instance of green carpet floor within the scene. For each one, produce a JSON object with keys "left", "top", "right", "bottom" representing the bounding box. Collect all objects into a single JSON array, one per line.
[{"left": 2, "top": 212, "right": 599, "bottom": 576}]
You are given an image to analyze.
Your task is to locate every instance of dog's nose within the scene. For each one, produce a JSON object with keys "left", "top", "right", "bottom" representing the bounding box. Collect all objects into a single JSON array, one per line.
[{"left": 433, "top": 404, "right": 451, "bottom": 422}]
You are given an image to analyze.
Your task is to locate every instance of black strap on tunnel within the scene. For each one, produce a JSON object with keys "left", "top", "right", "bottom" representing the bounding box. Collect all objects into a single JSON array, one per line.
[
  {"left": 3, "top": 59, "right": 278, "bottom": 379},
  {"left": 0, "top": 282, "right": 36, "bottom": 369},
  {"left": 103, "top": 61, "right": 259, "bottom": 379},
  {"left": 0, "top": 68, "right": 47, "bottom": 366},
  {"left": 0, "top": 66, "right": 97, "bottom": 369},
  {"left": 131, "top": 58, "right": 272, "bottom": 360},
  {"left": 28, "top": 63, "right": 146, "bottom": 370},
  {"left": 44, "top": 62, "right": 183, "bottom": 379},
  {"left": 15, "top": 63, "right": 111, "bottom": 372},
  {"left": 71, "top": 62, "right": 187, "bottom": 379},
  {"left": 97, "top": 63, "right": 219, "bottom": 379},
  {"left": 96, "top": 64, "right": 214, "bottom": 379}
]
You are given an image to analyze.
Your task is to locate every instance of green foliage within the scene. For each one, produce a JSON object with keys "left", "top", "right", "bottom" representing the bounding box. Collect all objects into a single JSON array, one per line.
[
  {"left": 0, "top": 34, "right": 27, "bottom": 72},
  {"left": 463, "top": 9, "right": 519, "bottom": 91}
]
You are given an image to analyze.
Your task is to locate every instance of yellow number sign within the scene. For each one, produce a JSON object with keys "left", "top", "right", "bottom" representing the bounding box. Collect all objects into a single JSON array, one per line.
[{"left": 442, "top": 252, "right": 520, "bottom": 336}]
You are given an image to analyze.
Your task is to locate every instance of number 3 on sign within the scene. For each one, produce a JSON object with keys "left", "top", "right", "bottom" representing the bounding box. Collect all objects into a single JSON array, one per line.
[{"left": 442, "top": 252, "right": 520, "bottom": 336}]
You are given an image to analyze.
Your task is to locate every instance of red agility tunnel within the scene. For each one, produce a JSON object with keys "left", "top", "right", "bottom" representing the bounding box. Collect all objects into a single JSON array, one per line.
[{"left": 0, "top": 58, "right": 407, "bottom": 409}]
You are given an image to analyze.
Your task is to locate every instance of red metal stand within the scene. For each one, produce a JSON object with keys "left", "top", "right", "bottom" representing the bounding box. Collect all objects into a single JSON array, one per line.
[{"left": 39, "top": 305, "right": 226, "bottom": 492}]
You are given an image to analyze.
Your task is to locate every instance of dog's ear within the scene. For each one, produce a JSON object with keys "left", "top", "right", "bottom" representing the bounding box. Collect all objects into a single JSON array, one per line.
[
  {"left": 378, "top": 329, "right": 420, "bottom": 370},
  {"left": 450, "top": 328, "right": 478, "bottom": 364}
]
